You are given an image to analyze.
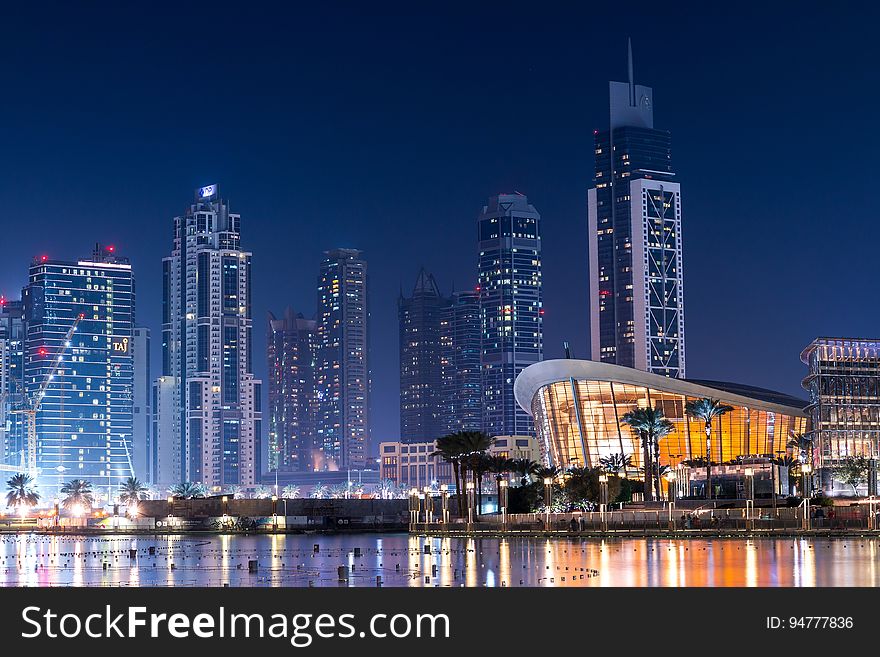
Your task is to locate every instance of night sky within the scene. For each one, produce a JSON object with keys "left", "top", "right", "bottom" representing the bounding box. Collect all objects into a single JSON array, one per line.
[{"left": 1, "top": 3, "right": 877, "bottom": 452}]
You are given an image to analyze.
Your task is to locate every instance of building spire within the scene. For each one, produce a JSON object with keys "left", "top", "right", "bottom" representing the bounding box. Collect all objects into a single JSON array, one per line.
[{"left": 627, "top": 37, "right": 635, "bottom": 106}]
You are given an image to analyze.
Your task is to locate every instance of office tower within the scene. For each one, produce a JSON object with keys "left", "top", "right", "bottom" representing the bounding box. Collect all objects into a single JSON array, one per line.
[
  {"left": 0, "top": 298, "right": 25, "bottom": 467},
  {"left": 588, "top": 40, "right": 685, "bottom": 377},
  {"left": 151, "top": 376, "right": 178, "bottom": 488},
  {"left": 157, "top": 184, "right": 262, "bottom": 489},
  {"left": 399, "top": 268, "right": 445, "bottom": 443},
  {"left": 267, "top": 307, "right": 317, "bottom": 473},
  {"left": 802, "top": 338, "right": 880, "bottom": 494},
  {"left": 478, "top": 193, "right": 543, "bottom": 437},
  {"left": 439, "top": 290, "right": 482, "bottom": 434},
  {"left": 21, "top": 245, "right": 134, "bottom": 494},
  {"left": 131, "top": 327, "right": 152, "bottom": 483},
  {"left": 315, "top": 248, "right": 369, "bottom": 470}
]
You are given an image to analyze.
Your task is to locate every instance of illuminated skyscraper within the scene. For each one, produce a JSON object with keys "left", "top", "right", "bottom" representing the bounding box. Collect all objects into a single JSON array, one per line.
[
  {"left": 267, "top": 308, "right": 317, "bottom": 473},
  {"left": 478, "top": 193, "right": 543, "bottom": 437},
  {"left": 131, "top": 326, "right": 152, "bottom": 483},
  {"left": 399, "top": 269, "right": 445, "bottom": 443},
  {"left": 22, "top": 245, "right": 134, "bottom": 493},
  {"left": 439, "top": 289, "right": 482, "bottom": 434},
  {"left": 156, "top": 185, "right": 262, "bottom": 489},
  {"left": 0, "top": 298, "right": 25, "bottom": 468},
  {"left": 316, "top": 248, "right": 369, "bottom": 470},
  {"left": 588, "top": 41, "right": 685, "bottom": 377}
]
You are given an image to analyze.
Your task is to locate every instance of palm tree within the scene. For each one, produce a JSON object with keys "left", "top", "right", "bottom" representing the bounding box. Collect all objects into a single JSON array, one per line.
[
  {"left": 60, "top": 479, "right": 94, "bottom": 510},
  {"left": 281, "top": 484, "right": 301, "bottom": 499},
  {"left": 226, "top": 485, "right": 244, "bottom": 499},
  {"left": 119, "top": 476, "right": 147, "bottom": 505},
  {"left": 534, "top": 465, "right": 561, "bottom": 482},
  {"left": 510, "top": 458, "right": 540, "bottom": 486},
  {"left": 253, "top": 485, "right": 273, "bottom": 499},
  {"left": 685, "top": 398, "right": 734, "bottom": 500},
  {"left": 621, "top": 407, "right": 675, "bottom": 501},
  {"left": 310, "top": 483, "right": 329, "bottom": 499},
  {"left": 328, "top": 483, "right": 348, "bottom": 499},
  {"left": 486, "top": 455, "right": 513, "bottom": 509},
  {"left": 432, "top": 433, "right": 468, "bottom": 516},
  {"left": 599, "top": 453, "right": 633, "bottom": 477},
  {"left": 5, "top": 473, "right": 40, "bottom": 510},
  {"left": 168, "top": 481, "right": 208, "bottom": 499},
  {"left": 774, "top": 455, "right": 799, "bottom": 495}
]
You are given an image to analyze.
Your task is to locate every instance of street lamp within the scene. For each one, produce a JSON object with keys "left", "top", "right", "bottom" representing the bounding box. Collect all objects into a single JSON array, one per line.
[
  {"left": 744, "top": 467, "right": 755, "bottom": 527},
  {"left": 409, "top": 488, "right": 420, "bottom": 527},
  {"left": 665, "top": 471, "right": 676, "bottom": 529},
  {"left": 167, "top": 495, "right": 174, "bottom": 527},
  {"left": 465, "top": 482, "right": 476, "bottom": 527},
  {"left": 440, "top": 484, "right": 449, "bottom": 524},
  {"left": 801, "top": 463, "right": 813, "bottom": 530},
  {"left": 598, "top": 473, "right": 609, "bottom": 532},
  {"left": 423, "top": 487, "right": 434, "bottom": 524},
  {"left": 499, "top": 479, "right": 509, "bottom": 529},
  {"left": 271, "top": 495, "right": 278, "bottom": 531},
  {"left": 543, "top": 477, "right": 553, "bottom": 528},
  {"left": 53, "top": 498, "right": 60, "bottom": 530}
]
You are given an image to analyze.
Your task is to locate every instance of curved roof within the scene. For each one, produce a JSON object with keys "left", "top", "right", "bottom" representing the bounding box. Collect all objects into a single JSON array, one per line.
[{"left": 514, "top": 359, "right": 808, "bottom": 418}]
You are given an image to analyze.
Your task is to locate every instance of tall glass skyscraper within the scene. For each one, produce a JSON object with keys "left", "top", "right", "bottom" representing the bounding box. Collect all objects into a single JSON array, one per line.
[
  {"left": 399, "top": 268, "right": 445, "bottom": 443},
  {"left": 22, "top": 245, "right": 134, "bottom": 495},
  {"left": 316, "top": 248, "right": 369, "bottom": 470},
  {"left": 0, "top": 298, "right": 25, "bottom": 468},
  {"left": 439, "top": 289, "right": 482, "bottom": 434},
  {"left": 478, "top": 193, "right": 543, "bottom": 437},
  {"left": 267, "top": 307, "right": 317, "bottom": 473},
  {"left": 588, "top": 42, "right": 685, "bottom": 377},
  {"left": 156, "top": 185, "right": 262, "bottom": 490}
]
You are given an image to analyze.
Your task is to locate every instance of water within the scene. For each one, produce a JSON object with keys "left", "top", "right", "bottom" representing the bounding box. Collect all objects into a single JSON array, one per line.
[{"left": 0, "top": 532, "right": 877, "bottom": 587}]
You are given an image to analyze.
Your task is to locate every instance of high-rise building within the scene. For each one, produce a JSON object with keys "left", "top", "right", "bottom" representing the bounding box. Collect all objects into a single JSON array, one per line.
[
  {"left": 131, "top": 327, "right": 152, "bottom": 483},
  {"left": 22, "top": 245, "right": 134, "bottom": 494},
  {"left": 802, "top": 337, "right": 880, "bottom": 494},
  {"left": 478, "top": 193, "right": 543, "bottom": 437},
  {"left": 267, "top": 308, "right": 317, "bottom": 473},
  {"left": 439, "top": 290, "right": 482, "bottom": 434},
  {"left": 587, "top": 41, "right": 685, "bottom": 377},
  {"left": 399, "top": 269, "right": 445, "bottom": 443},
  {"left": 0, "top": 298, "right": 25, "bottom": 468},
  {"left": 156, "top": 184, "right": 262, "bottom": 489},
  {"left": 315, "top": 248, "right": 369, "bottom": 470}
]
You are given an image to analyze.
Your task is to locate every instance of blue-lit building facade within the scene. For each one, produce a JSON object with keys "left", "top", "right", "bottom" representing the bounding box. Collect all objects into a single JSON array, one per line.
[
  {"left": 156, "top": 185, "right": 262, "bottom": 490},
  {"left": 22, "top": 246, "right": 134, "bottom": 495},
  {"left": 588, "top": 44, "right": 685, "bottom": 377},
  {"left": 0, "top": 298, "right": 26, "bottom": 468},
  {"left": 315, "top": 248, "right": 369, "bottom": 470},
  {"left": 439, "top": 289, "right": 482, "bottom": 434},
  {"left": 478, "top": 193, "right": 543, "bottom": 437}
]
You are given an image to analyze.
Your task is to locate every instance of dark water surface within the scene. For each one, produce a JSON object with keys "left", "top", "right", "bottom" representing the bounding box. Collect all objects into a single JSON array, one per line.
[{"left": 0, "top": 532, "right": 877, "bottom": 587}]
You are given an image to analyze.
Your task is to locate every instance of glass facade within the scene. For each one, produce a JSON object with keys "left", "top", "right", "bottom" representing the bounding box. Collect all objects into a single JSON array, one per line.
[
  {"left": 802, "top": 338, "right": 880, "bottom": 489},
  {"left": 478, "top": 193, "right": 543, "bottom": 437},
  {"left": 589, "top": 72, "right": 685, "bottom": 378},
  {"left": 22, "top": 247, "right": 134, "bottom": 496},
  {"left": 519, "top": 361, "right": 807, "bottom": 479},
  {"left": 439, "top": 290, "right": 482, "bottom": 434}
]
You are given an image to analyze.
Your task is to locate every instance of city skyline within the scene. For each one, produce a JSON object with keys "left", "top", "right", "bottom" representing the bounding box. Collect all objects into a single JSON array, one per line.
[{"left": 1, "top": 4, "right": 877, "bottom": 448}]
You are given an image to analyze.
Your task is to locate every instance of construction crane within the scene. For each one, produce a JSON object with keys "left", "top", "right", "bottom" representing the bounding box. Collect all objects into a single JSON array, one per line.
[{"left": 10, "top": 313, "right": 83, "bottom": 475}]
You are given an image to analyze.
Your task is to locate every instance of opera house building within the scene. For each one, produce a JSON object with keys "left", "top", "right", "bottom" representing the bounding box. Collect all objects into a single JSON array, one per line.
[{"left": 514, "top": 360, "right": 808, "bottom": 491}]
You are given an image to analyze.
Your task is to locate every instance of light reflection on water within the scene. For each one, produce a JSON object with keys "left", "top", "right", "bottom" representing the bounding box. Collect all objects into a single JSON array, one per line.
[{"left": 0, "top": 533, "right": 877, "bottom": 587}]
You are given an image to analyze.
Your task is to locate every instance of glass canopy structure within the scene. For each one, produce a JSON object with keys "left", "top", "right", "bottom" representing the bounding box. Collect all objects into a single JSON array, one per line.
[{"left": 514, "top": 359, "right": 808, "bottom": 476}]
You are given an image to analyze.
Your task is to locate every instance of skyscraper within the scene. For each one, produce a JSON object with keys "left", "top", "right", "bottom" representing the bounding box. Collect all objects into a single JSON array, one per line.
[
  {"left": 22, "top": 245, "right": 134, "bottom": 494},
  {"left": 0, "top": 298, "right": 25, "bottom": 468},
  {"left": 131, "top": 326, "right": 152, "bottom": 483},
  {"left": 267, "top": 308, "right": 317, "bottom": 473},
  {"left": 315, "top": 248, "right": 369, "bottom": 470},
  {"left": 439, "top": 290, "right": 482, "bottom": 434},
  {"left": 588, "top": 41, "right": 685, "bottom": 377},
  {"left": 399, "top": 268, "right": 445, "bottom": 443},
  {"left": 157, "top": 184, "right": 262, "bottom": 489},
  {"left": 478, "top": 193, "right": 543, "bottom": 437}
]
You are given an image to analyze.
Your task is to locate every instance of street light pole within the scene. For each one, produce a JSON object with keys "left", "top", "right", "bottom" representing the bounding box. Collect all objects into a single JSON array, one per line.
[
  {"left": 466, "top": 482, "right": 475, "bottom": 528},
  {"left": 744, "top": 467, "right": 754, "bottom": 529},
  {"left": 499, "top": 479, "right": 508, "bottom": 530},
  {"left": 440, "top": 484, "right": 449, "bottom": 524},
  {"left": 543, "top": 477, "right": 553, "bottom": 529},
  {"left": 598, "top": 474, "right": 608, "bottom": 532},
  {"left": 802, "top": 464, "right": 812, "bottom": 530}
]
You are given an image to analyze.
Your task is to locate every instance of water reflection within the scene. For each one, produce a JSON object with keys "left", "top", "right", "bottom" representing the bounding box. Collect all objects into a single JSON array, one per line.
[{"left": 0, "top": 533, "right": 876, "bottom": 587}]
